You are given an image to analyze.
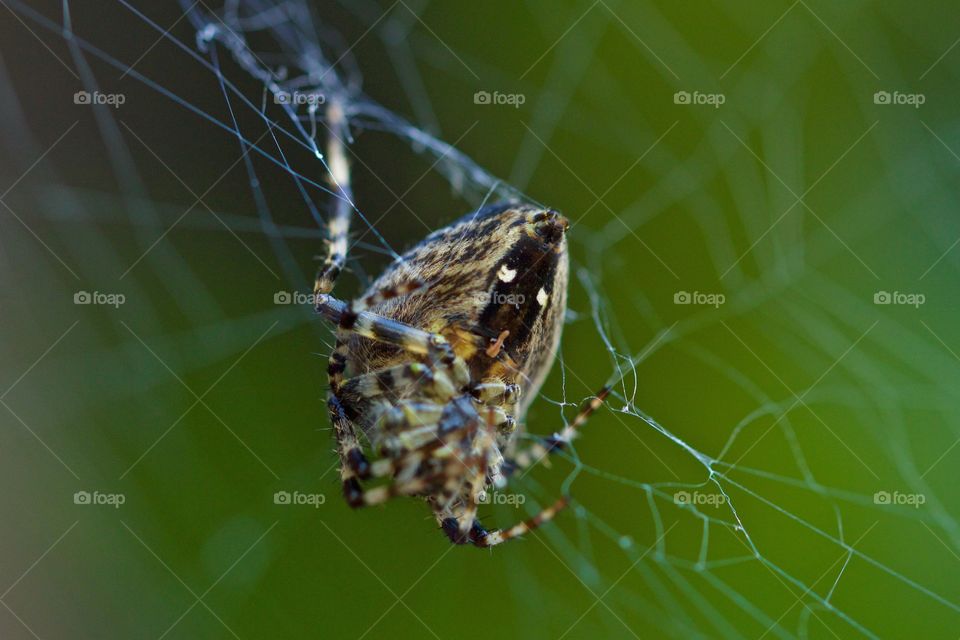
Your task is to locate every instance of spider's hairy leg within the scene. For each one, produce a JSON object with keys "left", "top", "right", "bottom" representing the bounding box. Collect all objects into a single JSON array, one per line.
[
  {"left": 346, "top": 427, "right": 479, "bottom": 508},
  {"left": 329, "top": 395, "right": 373, "bottom": 507},
  {"left": 375, "top": 423, "right": 444, "bottom": 460},
  {"left": 332, "top": 361, "right": 468, "bottom": 507},
  {"left": 324, "top": 281, "right": 459, "bottom": 397},
  {"left": 338, "top": 279, "right": 429, "bottom": 330},
  {"left": 354, "top": 469, "right": 450, "bottom": 507},
  {"left": 375, "top": 395, "right": 480, "bottom": 454},
  {"left": 369, "top": 416, "right": 479, "bottom": 480},
  {"left": 321, "top": 289, "right": 465, "bottom": 412},
  {"left": 340, "top": 361, "right": 461, "bottom": 404},
  {"left": 441, "top": 496, "right": 571, "bottom": 547},
  {"left": 452, "top": 408, "right": 499, "bottom": 539},
  {"left": 340, "top": 396, "right": 483, "bottom": 509},
  {"left": 376, "top": 400, "right": 444, "bottom": 432},
  {"left": 316, "top": 294, "right": 456, "bottom": 363},
  {"left": 479, "top": 406, "right": 515, "bottom": 434},
  {"left": 314, "top": 99, "right": 352, "bottom": 296},
  {"left": 466, "top": 379, "right": 521, "bottom": 443},
  {"left": 470, "top": 379, "right": 521, "bottom": 406},
  {"left": 325, "top": 339, "right": 367, "bottom": 504},
  {"left": 505, "top": 386, "right": 611, "bottom": 474}
]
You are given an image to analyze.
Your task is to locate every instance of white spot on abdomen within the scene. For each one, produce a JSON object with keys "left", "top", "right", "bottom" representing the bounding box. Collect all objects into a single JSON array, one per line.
[
  {"left": 537, "top": 287, "right": 549, "bottom": 306},
  {"left": 498, "top": 264, "right": 517, "bottom": 282}
]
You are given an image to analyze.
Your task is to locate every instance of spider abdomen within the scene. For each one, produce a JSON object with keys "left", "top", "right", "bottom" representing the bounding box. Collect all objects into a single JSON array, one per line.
[{"left": 346, "top": 203, "right": 569, "bottom": 415}]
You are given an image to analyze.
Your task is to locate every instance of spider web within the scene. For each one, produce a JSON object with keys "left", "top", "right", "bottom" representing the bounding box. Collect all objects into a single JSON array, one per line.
[{"left": 2, "top": 1, "right": 959, "bottom": 638}]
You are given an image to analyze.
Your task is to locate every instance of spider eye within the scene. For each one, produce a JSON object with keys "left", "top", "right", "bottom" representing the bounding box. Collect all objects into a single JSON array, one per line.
[{"left": 532, "top": 210, "right": 569, "bottom": 245}]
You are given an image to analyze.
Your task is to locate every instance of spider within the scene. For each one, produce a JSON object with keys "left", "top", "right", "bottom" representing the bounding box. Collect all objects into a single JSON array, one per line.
[{"left": 313, "top": 100, "right": 608, "bottom": 547}]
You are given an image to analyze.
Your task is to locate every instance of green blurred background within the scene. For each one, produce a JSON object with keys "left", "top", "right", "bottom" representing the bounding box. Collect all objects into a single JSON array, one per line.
[{"left": 2, "top": 1, "right": 960, "bottom": 638}]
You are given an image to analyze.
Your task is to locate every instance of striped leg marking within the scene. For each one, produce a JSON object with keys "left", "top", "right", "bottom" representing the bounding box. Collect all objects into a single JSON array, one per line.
[
  {"left": 314, "top": 100, "right": 352, "bottom": 296},
  {"left": 506, "top": 386, "right": 611, "bottom": 474}
]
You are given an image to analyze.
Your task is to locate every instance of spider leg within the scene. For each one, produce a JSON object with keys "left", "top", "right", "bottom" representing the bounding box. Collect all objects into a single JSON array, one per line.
[
  {"left": 340, "top": 361, "right": 460, "bottom": 404},
  {"left": 368, "top": 417, "right": 478, "bottom": 480},
  {"left": 314, "top": 99, "right": 352, "bottom": 296},
  {"left": 342, "top": 402, "right": 482, "bottom": 508},
  {"left": 470, "top": 379, "right": 521, "bottom": 406},
  {"left": 329, "top": 395, "right": 374, "bottom": 507},
  {"left": 316, "top": 294, "right": 456, "bottom": 362},
  {"left": 504, "top": 386, "right": 611, "bottom": 475},
  {"left": 324, "top": 287, "right": 466, "bottom": 489},
  {"left": 350, "top": 431, "right": 480, "bottom": 507},
  {"left": 440, "top": 496, "right": 570, "bottom": 547},
  {"left": 353, "top": 468, "right": 453, "bottom": 507},
  {"left": 433, "top": 407, "right": 521, "bottom": 543},
  {"left": 320, "top": 294, "right": 471, "bottom": 429},
  {"left": 470, "top": 380, "right": 518, "bottom": 431},
  {"left": 454, "top": 407, "right": 500, "bottom": 538},
  {"left": 312, "top": 106, "right": 474, "bottom": 508},
  {"left": 373, "top": 400, "right": 445, "bottom": 454}
]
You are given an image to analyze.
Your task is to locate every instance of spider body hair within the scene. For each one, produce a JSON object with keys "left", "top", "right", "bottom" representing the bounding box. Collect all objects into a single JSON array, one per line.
[{"left": 339, "top": 203, "right": 569, "bottom": 435}]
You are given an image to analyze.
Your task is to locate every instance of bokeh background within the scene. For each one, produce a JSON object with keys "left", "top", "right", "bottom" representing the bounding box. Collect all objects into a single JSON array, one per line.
[{"left": 2, "top": 1, "right": 960, "bottom": 638}]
